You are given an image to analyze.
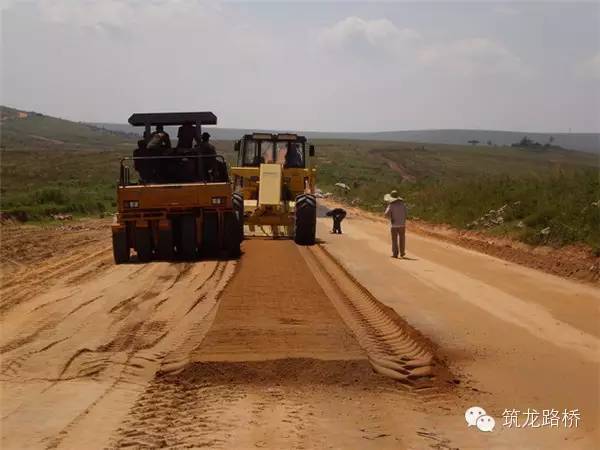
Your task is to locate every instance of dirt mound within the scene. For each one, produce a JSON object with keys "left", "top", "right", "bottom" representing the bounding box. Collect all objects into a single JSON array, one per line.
[{"left": 160, "top": 358, "right": 389, "bottom": 386}]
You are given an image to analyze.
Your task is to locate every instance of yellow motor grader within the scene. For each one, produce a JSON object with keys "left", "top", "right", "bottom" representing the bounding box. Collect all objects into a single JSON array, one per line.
[{"left": 230, "top": 133, "right": 317, "bottom": 244}]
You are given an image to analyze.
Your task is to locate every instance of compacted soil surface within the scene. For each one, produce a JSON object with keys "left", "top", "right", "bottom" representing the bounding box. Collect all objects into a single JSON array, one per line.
[{"left": 1, "top": 214, "right": 598, "bottom": 449}]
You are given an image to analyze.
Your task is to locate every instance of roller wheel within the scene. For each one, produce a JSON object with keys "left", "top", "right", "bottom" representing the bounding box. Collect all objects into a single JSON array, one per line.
[
  {"left": 223, "top": 211, "right": 241, "bottom": 258},
  {"left": 232, "top": 192, "right": 245, "bottom": 241},
  {"left": 157, "top": 227, "right": 175, "bottom": 260},
  {"left": 112, "top": 229, "right": 130, "bottom": 264},
  {"left": 180, "top": 215, "right": 198, "bottom": 260},
  {"left": 202, "top": 211, "right": 219, "bottom": 257},
  {"left": 135, "top": 226, "right": 153, "bottom": 262},
  {"left": 294, "top": 194, "right": 316, "bottom": 245}
]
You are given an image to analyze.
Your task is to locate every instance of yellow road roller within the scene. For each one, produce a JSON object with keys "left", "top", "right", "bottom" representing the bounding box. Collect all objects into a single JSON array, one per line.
[{"left": 111, "top": 112, "right": 241, "bottom": 263}]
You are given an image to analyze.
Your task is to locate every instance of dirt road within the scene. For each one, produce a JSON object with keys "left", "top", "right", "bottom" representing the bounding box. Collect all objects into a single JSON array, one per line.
[
  {"left": 317, "top": 208, "right": 600, "bottom": 448},
  {"left": 1, "top": 214, "right": 598, "bottom": 449}
]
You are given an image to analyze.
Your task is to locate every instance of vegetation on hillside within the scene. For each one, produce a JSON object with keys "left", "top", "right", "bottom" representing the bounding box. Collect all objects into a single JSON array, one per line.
[
  {"left": 1, "top": 108, "right": 598, "bottom": 250},
  {"left": 314, "top": 140, "right": 599, "bottom": 250},
  {"left": 0, "top": 142, "right": 233, "bottom": 221},
  {"left": 1, "top": 106, "right": 135, "bottom": 150}
]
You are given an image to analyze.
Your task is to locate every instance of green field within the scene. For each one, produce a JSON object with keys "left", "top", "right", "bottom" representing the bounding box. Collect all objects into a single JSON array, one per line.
[
  {"left": 1, "top": 108, "right": 599, "bottom": 250},
  {"left": 314, "top": 140, "right": 599, "bottom": 249}
]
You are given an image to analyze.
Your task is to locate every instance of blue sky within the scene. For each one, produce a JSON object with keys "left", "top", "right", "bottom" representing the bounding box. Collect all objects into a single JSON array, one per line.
[{"left": 1, "top": 1, "right": 599, "bottom": 132}]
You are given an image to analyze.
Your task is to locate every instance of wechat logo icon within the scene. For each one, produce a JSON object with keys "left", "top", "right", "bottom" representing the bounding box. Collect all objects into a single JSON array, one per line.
[{"left": 465, "top": 406, "right": 495, "bottom": 432}]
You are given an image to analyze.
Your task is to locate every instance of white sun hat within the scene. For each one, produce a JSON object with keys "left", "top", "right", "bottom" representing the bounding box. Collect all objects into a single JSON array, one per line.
[{"left": 384, "top": 190, "right": 403, "bottom": 202}]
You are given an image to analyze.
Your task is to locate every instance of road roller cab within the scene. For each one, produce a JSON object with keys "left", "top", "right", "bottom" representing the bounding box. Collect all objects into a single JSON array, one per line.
[
  {"left": 230, "top": 133, "right": 317, "bottom": 244},
  {"left": 111, "top": 112, "right": 242, "bottom": 264}
]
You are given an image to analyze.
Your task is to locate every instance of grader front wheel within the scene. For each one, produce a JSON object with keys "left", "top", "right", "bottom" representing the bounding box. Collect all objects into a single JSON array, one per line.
[{"left": 294, "top": 194, "right": 316, "bottom": 245}]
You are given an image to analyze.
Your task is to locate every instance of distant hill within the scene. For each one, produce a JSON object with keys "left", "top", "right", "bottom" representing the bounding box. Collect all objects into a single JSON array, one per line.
[
  {"left": 2, "top": 106, "right": 597, "bottom": 154},
  {"left": 1, "top": 106, "right": 136, "bottom": 150},
  {"left": 96, "top": 122, "right": 599, "bottom": 154}
]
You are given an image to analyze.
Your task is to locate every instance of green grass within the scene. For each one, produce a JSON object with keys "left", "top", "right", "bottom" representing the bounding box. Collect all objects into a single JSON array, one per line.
[
  {"left": 0, "top": 141, "right": 235, "bottom": 221},
  {"left": 1, "top": 107, "right": 598, "bottom": 249},
  {"left": 1, "top": 149, "right": 126, "bottom": 220},
  {"left": 313, "top": 140, "right": 600, "bottom": 249},
  {"left": 1, "top": 106, "right": 134, "bottom": 150}
]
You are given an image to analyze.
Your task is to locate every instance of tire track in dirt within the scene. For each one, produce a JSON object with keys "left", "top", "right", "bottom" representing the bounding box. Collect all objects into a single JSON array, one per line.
[
  {"left": 2, "top": 230, "right": 456, "bottom": 449},
  {"left": 109, "top": 240, "right": 452, "bottom": 449},
  {"left": 0, "top": 245, "right": 112, "bottom": 315},
  {"left": 300, "top": 244, "right": 448, "bottom": 389},
  {"left": 43, "top": 260, "right": 237, "bottom": 450}
]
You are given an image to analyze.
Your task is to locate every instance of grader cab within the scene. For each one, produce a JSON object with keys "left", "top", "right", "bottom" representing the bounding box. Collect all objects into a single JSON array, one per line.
[
  {"left": 230, "top": 133, "right": 317, "bottom": 245},
  {"left": 111, "top": 112, "right": 242, "bottom": 263}
]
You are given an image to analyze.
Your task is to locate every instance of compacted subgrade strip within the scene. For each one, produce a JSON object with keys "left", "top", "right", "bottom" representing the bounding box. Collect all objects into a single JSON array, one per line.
[{"left": 299, "top": 244, "right": 438, "bottom": 388}]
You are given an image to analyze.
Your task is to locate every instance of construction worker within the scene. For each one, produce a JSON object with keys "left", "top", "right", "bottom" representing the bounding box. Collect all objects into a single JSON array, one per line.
[
  {"left": 177, "top": 123, "right": 196, "bottom": 149},
  {"left": 147, "top": 125, "right": 171, "bottom": 150},
  {"left": 326, "top": 208, "right": 347, "bottom": 234},
  {"left": 133, "top": 139, "right": 156, "bottom": 183},
  {"left": 196, "top": 132, "right": 216, "bottom": 155},
  {"left": 196, "top": 132, "right": 218, "bottom": 180},
  {"left": 174, "top": 124, "right": 198, "bottom": 182},
  {"left": 285, "top": 142, "right": 304, "bottom": 168},
  {"left": 384, "top": 190, "right": 407, "bottom": 258}
]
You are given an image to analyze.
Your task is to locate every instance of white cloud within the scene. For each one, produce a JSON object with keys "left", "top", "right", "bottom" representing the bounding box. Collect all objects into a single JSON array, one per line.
[
  {"left": 2, "top": 5, "right": 597, "bottom": 131},
  {"left": 418, "top": 38, "right": 530, "bottom": 78},
  {"left": 319, "top": 16, "right": 420, "bottom": 55},
  {"left": 319, "top": 17, "right": 529, "bottom": 78},
  {"left": 577, "top": 52, "right": 600, "bottom": 80}
]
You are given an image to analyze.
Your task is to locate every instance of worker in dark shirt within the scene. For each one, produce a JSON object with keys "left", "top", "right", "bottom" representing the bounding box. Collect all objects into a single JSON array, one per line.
[
  {"left": 177, "top": 123, "right": 196, "bottom": 149},
  {"left": 326, "top": 208, "right": 347, "bottom": 234},
  {"left": 133, "top": 139, "right": 156, "bottom": 183},
  {"left": 196, "top": 132, "right": 219, "bottom": 180},
  {"left": 175, "top": 124, "right": 198, "bottom": 182},
  {"left": 196, "top": 132, "right": 216, "bottom": 156}
]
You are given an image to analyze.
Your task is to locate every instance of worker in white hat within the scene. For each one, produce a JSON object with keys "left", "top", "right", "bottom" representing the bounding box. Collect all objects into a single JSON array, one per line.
[{"left": 384, "top": 190, "right": 407, "bottom": 258}]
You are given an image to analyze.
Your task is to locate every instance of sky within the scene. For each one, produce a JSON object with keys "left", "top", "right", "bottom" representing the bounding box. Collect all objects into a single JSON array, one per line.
[{"left": 1, "top": 0, "right": 599, "bottom": 132}]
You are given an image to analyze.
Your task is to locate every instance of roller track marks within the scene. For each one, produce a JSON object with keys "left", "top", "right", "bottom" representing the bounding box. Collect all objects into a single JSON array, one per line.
[{"left": 300, "top": 245, "right": 449, "bottom": 388}]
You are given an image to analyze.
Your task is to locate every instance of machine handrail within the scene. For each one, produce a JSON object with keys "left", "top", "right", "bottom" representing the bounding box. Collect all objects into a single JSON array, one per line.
[{"left": 119, "top": 154, "right": 229, "bottom": 186}]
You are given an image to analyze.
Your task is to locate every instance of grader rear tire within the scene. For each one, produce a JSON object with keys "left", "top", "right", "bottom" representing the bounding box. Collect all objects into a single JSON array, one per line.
[
  {"left": 179, "top": 215, "right": 198, "bottom": 260},
  {"left": 112, "top": 229, "right": 130, "bottom": 264},
  {"left": 135, "top": 226, "right": 153, "bottom": 262},
  {"left": 294, "top": 194, "right": 316, "bottom": 245}
]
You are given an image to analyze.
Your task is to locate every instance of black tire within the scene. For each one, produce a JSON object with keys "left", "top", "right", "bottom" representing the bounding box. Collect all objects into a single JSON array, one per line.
[
  {"left": 202, "top": 211, "right": 219, "bottom": 257},
  {"left": 179, "top": 215, "right": 198, "bottom": 260},
  {"left": 232, "top": 192, "right": 245, "bottom": 241},
  {"left": 294, "top": 194, "right": 316, "bottom": 245},
  {"left": 223, "top": 211, "right": 241, "bottom": 258},
  {"left": 157, "top": 227, "right": 175, "bottom": 260},
  {"left": 135, "top": 226, "right": 153, "bottom": 262},
  {"left": 112, "top": 229, "right": 130, "bottom": 264}
]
